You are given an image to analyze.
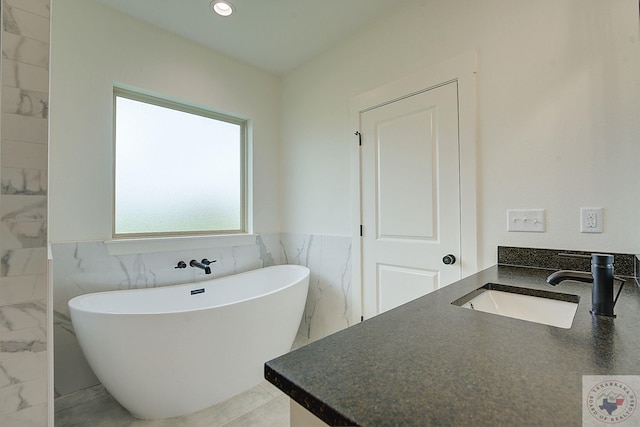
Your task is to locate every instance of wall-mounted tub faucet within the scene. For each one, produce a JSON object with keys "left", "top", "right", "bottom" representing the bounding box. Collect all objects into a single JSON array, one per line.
[
  {"left": 546, "top": 253, "right": 625, "bottom": 317},
  {"left": 189, "top": 259, "right": 216, "bottom": 275}
]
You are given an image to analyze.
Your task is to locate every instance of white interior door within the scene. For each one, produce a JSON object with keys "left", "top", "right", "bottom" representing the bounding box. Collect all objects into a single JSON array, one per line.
[{"left": 360, "top": 82, "right": 461, "bottom": 318}]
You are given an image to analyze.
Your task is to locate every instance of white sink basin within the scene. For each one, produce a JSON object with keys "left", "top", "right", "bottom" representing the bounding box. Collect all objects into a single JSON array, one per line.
[{"left": 452, "top": 283, "right": 579, "bottom": 329}]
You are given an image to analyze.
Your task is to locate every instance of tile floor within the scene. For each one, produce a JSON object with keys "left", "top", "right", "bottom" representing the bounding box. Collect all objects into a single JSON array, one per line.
[
  {"left": 54, "top": 380, "right": 290, "bottom": 427},
  {"left": 55, "top": 336, "right": 311, "bottom": 427}
]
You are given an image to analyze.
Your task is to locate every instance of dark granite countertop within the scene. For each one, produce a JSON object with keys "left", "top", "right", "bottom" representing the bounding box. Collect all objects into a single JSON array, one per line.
[{"left": 265, "top": 265, "right": 640, "bottom": 426}]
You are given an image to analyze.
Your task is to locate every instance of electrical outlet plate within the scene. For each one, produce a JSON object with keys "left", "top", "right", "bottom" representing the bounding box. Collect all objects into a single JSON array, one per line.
[
  {"left": 507, "top": 209, "right": 546, "bottom": 232},
  {"left": 581, "top": 208, "right": 603, "bottom": 233}
]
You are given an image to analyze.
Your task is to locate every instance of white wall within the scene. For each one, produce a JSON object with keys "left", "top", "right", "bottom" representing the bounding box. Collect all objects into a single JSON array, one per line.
[
  {"left": 280, "top": 0, "right": 640, "bottom": 267},
  {"left": 51, "top": 0, "right": 640, "bottom": 263},
  {"left": 49, "top": 0, "right": 282, "bottom": 242}
]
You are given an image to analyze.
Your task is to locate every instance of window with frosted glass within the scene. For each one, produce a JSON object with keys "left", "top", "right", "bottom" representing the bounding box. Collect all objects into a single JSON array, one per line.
[{"left": 114, "top": 88, "right": 246, "bottom": 237}]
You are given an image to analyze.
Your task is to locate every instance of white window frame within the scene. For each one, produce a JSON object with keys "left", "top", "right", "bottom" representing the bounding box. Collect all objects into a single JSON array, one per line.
[{"left": 112, "top": 87, "right": 248, "bottom": 240}]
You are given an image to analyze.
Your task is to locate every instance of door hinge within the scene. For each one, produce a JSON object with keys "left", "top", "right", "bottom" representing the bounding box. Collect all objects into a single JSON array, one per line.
[
  {"left": 360, "top": 225, "right": 363, "bottom": 236},
  {"left": 354, "top": 131, "right": 362, "bottom": 146}
]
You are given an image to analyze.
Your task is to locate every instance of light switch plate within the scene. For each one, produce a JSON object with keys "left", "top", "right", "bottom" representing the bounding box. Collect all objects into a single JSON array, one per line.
[
  {"left": 507, "top": 209, "right": 546, "bottom": 232},
  {"left": 581, "top": 208, "right": 603, "bottom": 233}
]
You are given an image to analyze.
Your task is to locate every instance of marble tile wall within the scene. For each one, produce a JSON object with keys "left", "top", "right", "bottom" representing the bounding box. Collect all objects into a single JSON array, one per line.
[
  {"left": 279, "top": 233, "right": 353, "bottom": 341},
  {"left": 52, "top": 233, "right": 353, "bottom": 396},
  {"left": 0, "top": 0, "right": 50, "bottom": 425}
]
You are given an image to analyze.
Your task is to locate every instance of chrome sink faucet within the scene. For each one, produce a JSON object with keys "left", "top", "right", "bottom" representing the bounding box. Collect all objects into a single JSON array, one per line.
[{"left": 546, "top": 253, "right": 624, "bottom": 317}]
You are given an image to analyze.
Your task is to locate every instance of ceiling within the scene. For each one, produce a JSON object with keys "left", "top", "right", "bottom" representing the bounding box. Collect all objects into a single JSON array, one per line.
[{"left": 93, "top": 0, "right": 410, "bottom": 75}]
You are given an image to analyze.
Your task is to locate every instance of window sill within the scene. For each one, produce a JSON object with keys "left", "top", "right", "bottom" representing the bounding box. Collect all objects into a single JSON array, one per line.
[{"left": 104, "top": 234, "right": 258, "bottom": 256}]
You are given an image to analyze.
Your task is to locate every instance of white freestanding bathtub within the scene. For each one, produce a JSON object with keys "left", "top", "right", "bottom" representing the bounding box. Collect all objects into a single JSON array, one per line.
[{"left": 68, "top": 264, "right": 310, "bottom": 419}]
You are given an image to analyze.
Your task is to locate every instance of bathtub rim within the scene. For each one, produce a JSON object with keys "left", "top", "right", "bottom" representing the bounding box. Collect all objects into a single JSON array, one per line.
[{"left": 68, "top": 264, "right": 310, "bottom": 316}]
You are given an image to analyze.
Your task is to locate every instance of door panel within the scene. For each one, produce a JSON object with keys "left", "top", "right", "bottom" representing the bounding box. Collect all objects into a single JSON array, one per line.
[
  {"left": 361, "top": 82, "right": 461, "bottom": 318},
  {"left": 377, "top": 109, "right": 436, "bottom": 239},
  {"left": 378, "top": 264, "right": 438, "bottom": 313}
]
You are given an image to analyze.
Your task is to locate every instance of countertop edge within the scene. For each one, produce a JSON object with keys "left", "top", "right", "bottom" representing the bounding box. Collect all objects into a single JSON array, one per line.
[{"left": 264, "top": 364, "right": 356, "bottom": 426}]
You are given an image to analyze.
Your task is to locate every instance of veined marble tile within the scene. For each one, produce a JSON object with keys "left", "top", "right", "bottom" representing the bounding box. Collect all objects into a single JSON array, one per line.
[
  {"left": 51, "top": 241, "right": 113, "bottom": 276},
  {"left": 1, "top": 60, "right": 49, "bottom": 92},
  {"left": 0, "top": 327, "right": 46, "bottom": 361},
  {"left": 0, "top": 0, "right": 49, "bottom": 422},
  {"left": 256, "top": 233, "right": 281, "bottom": 267},
  {"left": 50, "top": 238, "right": 275, "bottom": 319},
  {"left": 279, "top": 233, "right": 353, "bottom": 341},
  {"left": 51, "top": 242, "right": 124, "bottom": 320},
  {"left": 0, "top": 352, "right": 47, "bottom": 389},
  {"left": 199, "top": 241, "right": 265, "bottom": 279},
  {"left": 53, "top": 317, "right": 100, "bottom": 395},
  {"left": 0, "top": 301, "right": 46, "bottom": 334},
  {"left": 0, "top": 114, "right": 47, "bottom": 144},
  {"left": 0, "top": 248, "right": 47, "bottom": 277},
  {"left": 0, "top": 202, "right": 47, "bottom": 250},
  {"left": 0, "top": 402, "right": 47, "bottom": 427},
  {"left": 0, "top": 226, "right": 47, "bottom": 250},
  {"left": 0, "top": 221, "right": 47, "bottom": 249},
  {"left": 3, "top": 5, "right": 50, "bottom": 43},
  {"left": 106, "top": 243, "right": 264, "bottom": 290},
  {"left": 0, "top": 195, "right": 47, "bottom": 222},
  {"left": 1, "top": 31, "right": 49, "bottom": 68},
  {"left": 1, "top": 87, "right": 48, "bottom": 118},
  {"left": 0, "top": 274, "right": 46, "bottom": 307},
  {"left": 4, "top": 0, "right": 50, "bottom": 18},
  {"left": 0, "top": 141, "right": 47, "bottom": 171},
  {"left": 0, "top": 222, "right": 23, "bottom": 250},
  {"left": 0, "top": 376, "right": 47, "bottom": 415},
  {"left": 1, "top": 168, "right": 47, "bottom": 195}
]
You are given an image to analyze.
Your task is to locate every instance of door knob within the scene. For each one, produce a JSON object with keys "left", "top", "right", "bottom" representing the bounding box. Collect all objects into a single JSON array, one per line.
[{"left": 442, "top": 254, "right": 456, "bottom": 265}]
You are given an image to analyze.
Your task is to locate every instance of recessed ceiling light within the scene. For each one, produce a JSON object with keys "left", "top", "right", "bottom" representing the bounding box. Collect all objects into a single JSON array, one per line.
[{"left": 210, "top": 0, "right": 235, "bottom": 17}]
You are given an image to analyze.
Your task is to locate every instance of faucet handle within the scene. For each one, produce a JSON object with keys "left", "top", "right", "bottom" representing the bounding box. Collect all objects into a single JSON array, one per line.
[
  {"left": 175, "top": 261, "right": 187, "bottom": 269},
  {"left": 201, "top": 259, "right": 217, "bottom": 266}
]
